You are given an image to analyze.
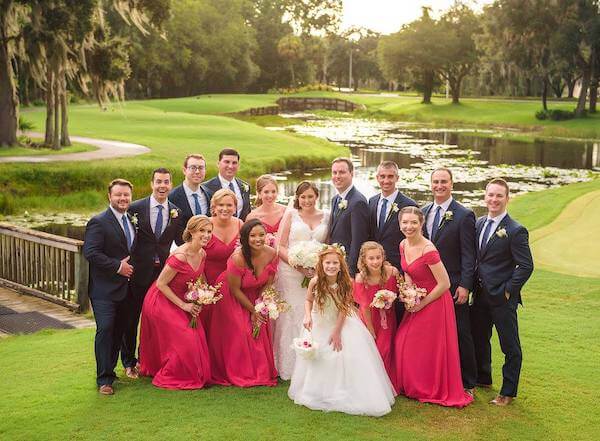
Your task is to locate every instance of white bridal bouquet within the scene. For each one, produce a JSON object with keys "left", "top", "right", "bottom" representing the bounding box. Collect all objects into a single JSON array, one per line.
[
  {"left": 291, "top": 335, "right": 319, "bottom": 360},
  {"left": 287, "top": 240, "right": 323, "bottom": 287}
]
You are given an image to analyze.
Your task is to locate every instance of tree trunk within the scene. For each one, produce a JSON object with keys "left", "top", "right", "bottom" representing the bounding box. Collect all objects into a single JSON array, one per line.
[
  {"left": 44, "top": 70, "right": 55, "bottom": 146},
  {"left": 0, "top": 20, "right": 19, "bottom": 147},
  {"left": 60, "top": 73, "right": 70, "bottom": 146},
  {"left": 575, "top": 66, "right": 590, "bottom": 117},
  {"left": 52, "top": 68, "right": 60, "bottom": 150},
  {"left": 550, "top": 77, "right": 564, "bottom": 98},
  {"left": 525, "top": 77, "right": 532, "bottom": 96},
  {"left": 567, "top": 78, "right": 576, "bottom": 98},
  {"left": 590, "top": 75, "right": 598, "bottom": 113},
  {"left": 290, "top": 61, "right": 295, "bottom": 87},
  {"left": 422, "top": 69, "right": 434, "bottom": 104},
  {"left": 450, "top": 77, "right": 461, "bottom": 104},
  {"left": 541, "top": 77, "right": 548, "bottom": 111}
]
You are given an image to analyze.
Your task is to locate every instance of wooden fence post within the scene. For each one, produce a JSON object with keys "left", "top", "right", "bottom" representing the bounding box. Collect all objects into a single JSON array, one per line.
[{"left": 74, "top": 252, "right": 89, "bottom": 312}]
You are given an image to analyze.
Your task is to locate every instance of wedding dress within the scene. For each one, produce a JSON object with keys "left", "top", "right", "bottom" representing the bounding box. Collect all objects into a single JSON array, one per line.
[{"left": 274, "top": 209, "right": 329, "bottom": 380}]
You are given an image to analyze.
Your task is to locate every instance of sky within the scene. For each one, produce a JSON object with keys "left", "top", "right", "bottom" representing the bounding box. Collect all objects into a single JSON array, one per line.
[{"left": 341, "top": 0, "right": 494, "bottom": 35}]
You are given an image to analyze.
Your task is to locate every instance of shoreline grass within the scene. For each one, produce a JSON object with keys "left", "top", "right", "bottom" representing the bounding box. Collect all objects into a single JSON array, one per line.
[{"left": 0, "top": 140, "right": 97, "bottom": 157}]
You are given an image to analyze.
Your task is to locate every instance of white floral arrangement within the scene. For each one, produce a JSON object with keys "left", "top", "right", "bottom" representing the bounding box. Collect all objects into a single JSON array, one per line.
[
  {"left": 129, "top": 213, "right": 139, "bottom": 226},
  {"left": 170, "top": 209, "right": 179, "bottom": 219},
  {"left": 496, "top": 227, "right": 508, "bottom": 238},
  {"left": 288, "top": 240, "right": 323, "bottom": 286},
  {"left": 291, "top": 336, "right": 319, "bottom": 360},
  {"left": 444, "top": 210, "right": 453, "bottom": 221},
  {"left": 338, "top": 199, "right": 348, "bottom": 210}
]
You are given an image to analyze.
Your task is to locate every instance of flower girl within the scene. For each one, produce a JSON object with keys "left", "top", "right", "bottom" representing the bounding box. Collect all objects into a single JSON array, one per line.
[{"left": 288, "top": 245, "right": 396, "bottom": 417}]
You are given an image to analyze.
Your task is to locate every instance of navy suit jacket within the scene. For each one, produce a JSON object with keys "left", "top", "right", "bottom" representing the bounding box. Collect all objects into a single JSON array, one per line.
[
  {"left": 369, "top": 191, "right": 417, "bottom": 271},
  {"left": 203, "top": 176, "right": 251, "bottom": 221},
  {"left": 475, "top": 213, "right": 534, "bottom": 304},
  {"left": 329, "top": 186, "right": 369, "bottom": 276},
  {"left": 169, "top": 183, "right": 211, "bottom": 245},
  {"left": 128, "top": 197, "right": 182, "bottom": 288},
  {"left": 422, "top": 199, "right": 476, "bottom": 292},
  {"left": 83, "top": 208, "right": 134, "bottom": 302}
]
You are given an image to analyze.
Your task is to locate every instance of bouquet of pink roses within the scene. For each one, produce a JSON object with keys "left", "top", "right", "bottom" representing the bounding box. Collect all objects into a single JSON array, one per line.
[
  {"left": 291, "top": 334, "right": 319, "bottom": 360},
  {"left": 184, "top": 279, "right": 223, "bottom": 328},
  {"left": 397, "top": 280, "right": 427, "bottom": 310},
  {"left": 369, "top": 289, "right": 397, "bottom": 329},
  {"left": 253, "top": 285, "right": 290, "bottom": 338}
]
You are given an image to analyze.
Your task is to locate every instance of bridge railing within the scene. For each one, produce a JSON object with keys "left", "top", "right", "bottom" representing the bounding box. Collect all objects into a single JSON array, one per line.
[{"left": 0, "top": 222, "right": 89, "bottom": 312}]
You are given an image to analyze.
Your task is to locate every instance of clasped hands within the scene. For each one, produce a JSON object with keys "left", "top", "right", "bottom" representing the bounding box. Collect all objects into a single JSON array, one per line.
[{"left": 118, "top": 256, "right": 134, "bottom": 278}]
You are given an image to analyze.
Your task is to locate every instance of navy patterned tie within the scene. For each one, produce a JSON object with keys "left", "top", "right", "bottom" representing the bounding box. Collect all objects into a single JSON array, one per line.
[
  {"left": 155, "top": 205, "right": 163, "bottom": 239},
  {"left": 192, "top": 193, "right": 202, "bottom": 215},
  {"left": 378, "top": 198, "right": 388, "bottom": 230},
  {"left": 480, "top": 219, "right": 494, "bottom": 252},
  {"left": 122, "top": 215, "right": 133, "bottom": 250},
  {"left": 430, "top": 206, "right": 441, "bottom": 240}
]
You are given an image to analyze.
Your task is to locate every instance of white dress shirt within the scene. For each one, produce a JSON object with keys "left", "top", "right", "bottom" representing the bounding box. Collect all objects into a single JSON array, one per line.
[
  {"left": 218, "top": 174, "right": 243, "bottom": 217},
  {"left": 479, "top": 211, "right": 508, "bottom": 248},
  {"left": 149, "top": 195, "right": 169, "bottom": 236},
  {"left": 183, "top": 182, "right": 208, "bottom": 216},
  {"left": 426, "top": 197, "right": 453, "bottom": 238},
  {"left": 377, "top": 190, "right": 398, "bottom": 225}
]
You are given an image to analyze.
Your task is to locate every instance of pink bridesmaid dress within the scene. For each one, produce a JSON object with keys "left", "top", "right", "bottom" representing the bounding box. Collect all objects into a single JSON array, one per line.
[
  {"left": 353, "top": 275, "right": 398, "bottom": 378},
  {"left": 208, "top": 255, "right": 279, "bottom": 387},
  {"left": 392, "top": 247, "right": 473, "bottom": 407},
  {"left": 139, "top": 255, "right": 211, "bottom": 389}
]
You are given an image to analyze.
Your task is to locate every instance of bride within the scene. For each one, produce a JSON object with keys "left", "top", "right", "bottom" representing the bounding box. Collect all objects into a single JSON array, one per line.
[{"left": 274, "top": 181, "right": 329, "bottom": 380}]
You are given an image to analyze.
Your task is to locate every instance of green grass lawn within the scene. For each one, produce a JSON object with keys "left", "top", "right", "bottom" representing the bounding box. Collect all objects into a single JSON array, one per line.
[
  {"left": 0, "top": 140, "right": 96, "bottom": 157},
  {"left": 1, "top": 180, "right": 599, "bottom": 440}
]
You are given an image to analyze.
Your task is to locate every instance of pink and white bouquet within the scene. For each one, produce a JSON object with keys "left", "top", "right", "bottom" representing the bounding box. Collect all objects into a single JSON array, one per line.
[
  {"left": 185, "top": 279, "right": 223, "bottom": 328},
  {"left": 369, "top": 289, "right": 397, "bottom": 329},
  {"left": 287, "top": 240, "right": 323, "bottom": 287},
  {"left": 253, "top": 285, "right": 290, "bottom": 338},
  {"left": 265, "top": 232, "right": 276, "bottom": 248},
  {"left": 397, "top": 281, "right": 428, "bottom": 311},
  {"left": 291, "top": 335, "right": 319, "bottom": 360}
]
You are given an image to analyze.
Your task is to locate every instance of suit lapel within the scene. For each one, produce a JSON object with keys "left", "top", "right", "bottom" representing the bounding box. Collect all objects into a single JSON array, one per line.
[
  {"left": 331, "top": 187, "right": 354, "bottom": 233},
  {"left": 370, "top": 195, "right": 380, "bottom": 238},
  {"left": 380, "top": 193, "right": 401, "bottom": 235},
  {"left": 481, "top": 215, "right": 510, "bottom": 258},
  {"left": 106, "top": 208, "right": 128, "bottom": 248},
  {"left": 422, "top": 203, "right": 433, "bottom": 239},
  {"left": 433, "top": 199, "right": 457, "bottom": 243},
  {"left": 476, "top": 216, "right": 486, "bottom": 259},
  {"left": 142, "top": 197, "right": 153, "bottom": 237}
]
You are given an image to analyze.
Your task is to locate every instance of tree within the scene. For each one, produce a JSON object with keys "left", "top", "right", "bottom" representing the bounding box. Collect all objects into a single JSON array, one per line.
[{"left": 277, "top": 34, "right": 304, "bottom": 87}]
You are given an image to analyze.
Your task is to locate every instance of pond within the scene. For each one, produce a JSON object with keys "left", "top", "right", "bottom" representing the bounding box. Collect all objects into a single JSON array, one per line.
[{"left": 8, "top": 114, "right": 598, "bottom": 238}]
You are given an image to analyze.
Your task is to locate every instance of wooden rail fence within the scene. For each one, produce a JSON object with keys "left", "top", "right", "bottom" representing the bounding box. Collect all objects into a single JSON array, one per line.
[
  {"left": 0, "top": 222, "right": 89, "bottom": 312},
  {"left": 241, "top": 97, "right": 364, "bottom": 115}
]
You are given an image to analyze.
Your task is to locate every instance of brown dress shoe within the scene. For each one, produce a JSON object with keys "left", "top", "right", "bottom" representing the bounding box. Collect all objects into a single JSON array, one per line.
[
  {"left": 490, "top": 395, "right": 513, "bottom": 406},
  {"left": 99, "top": 385, "right": 114, "bottom": 395},
  {"left": 125, "top": 366, "right": 139, "bottom": 379}
]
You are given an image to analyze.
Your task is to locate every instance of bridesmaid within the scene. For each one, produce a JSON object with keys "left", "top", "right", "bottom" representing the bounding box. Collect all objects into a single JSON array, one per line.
[
  {"left": 202, "top": 189, "right": 243, "bottom": 333},
  {"left": 392, "top": 207, "right": 472, "bottom": 407},
  {"left": 353, "top": 241, "right": 399, "bottom": 378},
  {"left": 246, "top": 174, "right": 286, "bottom": 241},
  {"left": 208, "top": 219, "right": 279, "bottom": 387},
  {"left": 139, "top": 215, "right": 212, "bottom": 390}
]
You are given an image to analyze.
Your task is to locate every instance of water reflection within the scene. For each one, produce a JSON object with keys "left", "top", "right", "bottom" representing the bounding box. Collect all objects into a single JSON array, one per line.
[{"left": 274, "top": 116, "right": 597, "bottom": 215}]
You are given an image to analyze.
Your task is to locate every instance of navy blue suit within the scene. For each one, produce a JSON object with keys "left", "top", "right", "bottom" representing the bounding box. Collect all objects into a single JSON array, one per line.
[
  {"left": 423, "top": 199, "right": 477, "bottom": 389},
  {"left": 83, "top": 208, "right": 134, "bottom": 386},
  {"left": 329, "top": 186, "right": 369, "bottom": 277},
  {"left": 471, "top": 213, "right": 534, "bottom": 397},
  {"left": 369, "top": 191, "right": 417, "bottom": 271},
  {"left": 120, "top": 197, "right": 182, "bottom": 368},
  {"left": 203, "top": 176, "right": 251, "bottom": 221},
  {"left": 169, "top": 183, "right": 211, "bottom": 245}
]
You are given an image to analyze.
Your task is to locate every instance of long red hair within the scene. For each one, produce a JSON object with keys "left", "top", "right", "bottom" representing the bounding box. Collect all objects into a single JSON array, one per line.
[{"left": 313, "top": 246, "right": 354, "bottom": 316}]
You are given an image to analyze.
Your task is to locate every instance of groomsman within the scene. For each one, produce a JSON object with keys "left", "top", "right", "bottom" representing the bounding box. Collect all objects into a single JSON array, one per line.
[
  {"left": 368, "top": 160, "right": 417, "bottom": 271},
  {"left": 121, "top": 168, "right": 182, "bottom": 378},
  {"left": 170, "top": 154, "right": 211, "bottom": 245},
  {"left": 329, "top": 157, "right": 369, "bottom": 277},
  {"left": 471, "top": 178, "right": 534, "bottom": 406},
  {"left": 203, "top": 148, "right": 251, "bottom": 220},
  {"left": 422, "top": 167, "right": 477, "bottom": 393},
  {"left": 83, "top": 179, "right": 136, "bottom": 395}
]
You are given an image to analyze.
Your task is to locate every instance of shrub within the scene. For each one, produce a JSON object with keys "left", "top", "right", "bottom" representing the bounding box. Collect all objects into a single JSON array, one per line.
[
  {"left": 535, "top": 109, "right": 576, "bottom": 121},
  {"left": 18, "top": 116, "right": 35, "bottom": 131}
]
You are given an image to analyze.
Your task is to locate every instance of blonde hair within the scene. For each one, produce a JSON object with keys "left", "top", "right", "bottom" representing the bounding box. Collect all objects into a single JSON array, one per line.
[
  {"left": 399, "top": 206, "right": 425, "bottom": 225},
  {"left": 314, "top": 246, "right": 354, "bottom": 317},
  {"left": 182, "top": 215, "right": 212, "bottom": 242},
  {"left": 210, "top": 188, "right": 237, "bottom": 215},
  {"left": 255, "top": 174, "right": 278, "bottom": 207},
  {"left": 357, "top": 241, "right": 388, "bottom": 288}
]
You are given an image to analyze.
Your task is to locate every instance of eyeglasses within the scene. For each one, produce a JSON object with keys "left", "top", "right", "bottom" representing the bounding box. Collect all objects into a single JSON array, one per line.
[{"left": 187, "top": 165, "right": 205, "bottom": 172}]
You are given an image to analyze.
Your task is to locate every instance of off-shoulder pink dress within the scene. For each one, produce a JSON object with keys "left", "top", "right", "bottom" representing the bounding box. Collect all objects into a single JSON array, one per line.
[
  {"left": 392, "top": 247, "right": 473, "bottom": 407},
  {"left": 353, "top": 275, "right": 398, "bottom": 378},
  {"left": 139, "top": 255, "right": 211, "bottom": 389},
  {"left": 208, "top": 255, "right": 279, "bottom": 387}
]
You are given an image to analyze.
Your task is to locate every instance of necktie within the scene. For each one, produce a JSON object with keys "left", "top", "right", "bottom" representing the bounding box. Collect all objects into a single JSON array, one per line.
[
  {"left": 332, "top": 195, "right": 340, "bottom": 218},
  {"left": 122, "top": 215, "right": 133, "bottom": 250},
  {"left": 430, "top": 206, "right": 442, "bottom": 240},
  {"left": 480, "top": 218, "right": 494, "bottom": 252},
  {"left": 228, "top": 181, "right": 235, "bottom": 192},
  {"left": 192, "top": 193, "right": 202, "bottom": 215},
  {"left": 228, "top": 182, "right": 240, "bottom": 217},
  {"left": 378, "top": 197, "right": 388, "bottom": 230},
  {"left": 155, "top": 205, "right": 163, "bottom": 239}
]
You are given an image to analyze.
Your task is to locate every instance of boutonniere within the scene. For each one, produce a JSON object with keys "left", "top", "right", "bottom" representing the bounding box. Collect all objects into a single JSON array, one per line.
[
  {"left": 338, "top": 199, "right": 348, "bottom": 211},
  {"left": 129, "top": 213, "right": 139, "bottom": 227},
  {"left": 443, "top": 210, "right": 453, "bottom": 221},
  {"left": 496, "top": 227, "right": 508, "bottom": 238},
  {"left": 391, "top": 202, "right": 399, "bottom": 213},
  {"left": 241, "top": 182, "right": 250, "bottom": 193},
  {"left": 170, "top": 209, "right": 179, "bottom": 219}
]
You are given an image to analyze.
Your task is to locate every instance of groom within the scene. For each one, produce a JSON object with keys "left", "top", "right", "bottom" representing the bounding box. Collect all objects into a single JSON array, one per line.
[
  {"left": 329, "top": 157, "right": 369, "bottom": 277},
  {"left": 83, "top": 179, "right": 136, "bottom": 395},
  {"left": 471, "top": 178, "right": 534, "bottom": 406}
]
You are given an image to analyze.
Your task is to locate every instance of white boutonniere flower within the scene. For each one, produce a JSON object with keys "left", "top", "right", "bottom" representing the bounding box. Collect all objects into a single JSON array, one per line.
[
  {"left": 496, "top": 227, "right": 508, "bottom": 238},
  {"left": 444, "top": 210, "right": 453, "bottom": 221},
  {"left": 391, "top": 203, "right": 399, "bottom": 213},
  {"left": 170, "top": 209, "right": 179, "bottom": 219},
  {"left": 242, "top": 182, "right": 250, "bottom": 193},
  {"left": 338, "top": 199, "right": 348, "bottom": 210},
  {"left": 130, "top": 213, "right": 139, "bottom": 226}
]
